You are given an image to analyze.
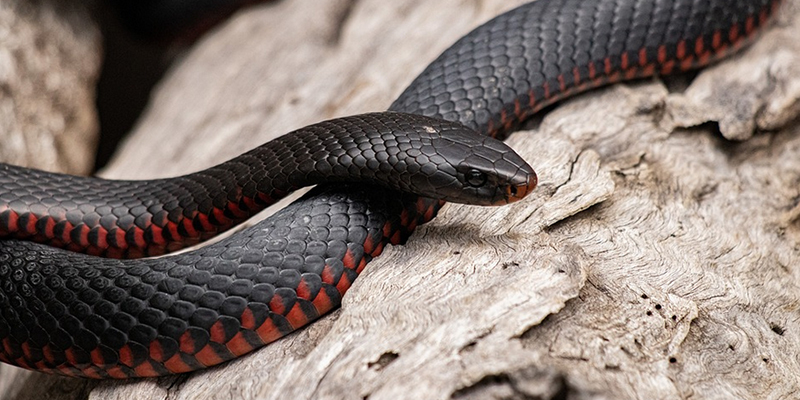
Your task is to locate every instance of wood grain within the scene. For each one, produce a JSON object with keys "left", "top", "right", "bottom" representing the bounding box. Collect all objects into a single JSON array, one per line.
[{"left": 2, "top": 0, "right": 800, "bottom": 399}]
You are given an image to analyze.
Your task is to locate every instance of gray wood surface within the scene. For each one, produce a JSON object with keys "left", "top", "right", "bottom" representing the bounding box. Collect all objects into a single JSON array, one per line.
[
  {"left": 2, "top": 0, "right": 800, "bottom": 399},
  {"left": 0, "top": 0, "right": 100, "bottom": 174}
]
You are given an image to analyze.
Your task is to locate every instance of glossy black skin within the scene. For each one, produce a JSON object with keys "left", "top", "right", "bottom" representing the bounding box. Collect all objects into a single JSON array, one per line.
[
  {"left": 0, "top": 112, "right": 534, "bottom": 257},
  {"left": 391, "top": 0, "right": 775, "bottom": 135},
  {"left": 0, "top": 185, "right": 427, "bottom": 377},
  {"left": 0, "top": 0, "right": 778, "bottom": 377}
]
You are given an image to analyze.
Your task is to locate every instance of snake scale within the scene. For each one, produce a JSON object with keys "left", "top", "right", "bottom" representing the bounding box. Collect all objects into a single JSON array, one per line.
[{"left": 0, "top": 0, "right": 780, "bottom": 378}]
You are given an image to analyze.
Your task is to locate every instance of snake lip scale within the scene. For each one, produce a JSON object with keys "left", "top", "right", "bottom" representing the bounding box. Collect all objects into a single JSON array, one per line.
[{"left": 0, "top": 0, "right": 782, "bottom": 378}]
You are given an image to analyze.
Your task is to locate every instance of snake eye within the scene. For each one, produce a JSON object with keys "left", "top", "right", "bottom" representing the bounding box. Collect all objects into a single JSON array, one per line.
[{"left": 465, "top": 169, "right": 487, "bottom": 187}]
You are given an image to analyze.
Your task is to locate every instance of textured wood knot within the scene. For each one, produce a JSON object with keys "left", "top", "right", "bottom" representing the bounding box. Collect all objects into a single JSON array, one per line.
[
  {"left": 367, "top": 351, "right": 399, "bottom": 371},
  {"left": 770, "top": 324, "right": 786, "bottom": 336},
  {"left": 500, "top": 261, "right": 520, "bottom": 270},
  {"left": 450, "top": 367, "right": 572, "bottom": 400}
]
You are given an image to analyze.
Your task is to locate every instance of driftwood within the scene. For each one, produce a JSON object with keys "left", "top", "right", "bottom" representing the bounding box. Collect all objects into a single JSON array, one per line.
[
  {"left": 0, "top": 0, "right": 100, "bottom": 175},
  {"left": 2, "top": 0, "right": 800, "bottom": 398}
]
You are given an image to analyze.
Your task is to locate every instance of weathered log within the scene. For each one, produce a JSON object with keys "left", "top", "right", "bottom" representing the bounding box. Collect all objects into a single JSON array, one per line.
[
  {"left": 0, "top": 0, "right": 100, "bottom": 174},
  {"left": 2, "top": 0, "right": 800, "bottom": 399}
]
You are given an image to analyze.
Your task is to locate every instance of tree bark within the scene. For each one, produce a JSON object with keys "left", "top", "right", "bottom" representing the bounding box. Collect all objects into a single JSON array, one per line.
[{"left": 2, "top": 0, "right": 800, "bottom": 399}]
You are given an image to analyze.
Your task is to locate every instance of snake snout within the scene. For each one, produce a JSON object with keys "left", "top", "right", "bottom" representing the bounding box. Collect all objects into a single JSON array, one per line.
[
  {"left": 486, "top": 142, "right": 537, "bottom": 205},
  {"left": 503, "top": 169, "right": 537, "bottom": 204}
]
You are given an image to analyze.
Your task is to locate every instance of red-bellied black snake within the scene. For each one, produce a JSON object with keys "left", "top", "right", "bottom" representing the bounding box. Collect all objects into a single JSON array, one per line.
[{"left": 0, "top": 0, "right": 781, "bottom": 378}]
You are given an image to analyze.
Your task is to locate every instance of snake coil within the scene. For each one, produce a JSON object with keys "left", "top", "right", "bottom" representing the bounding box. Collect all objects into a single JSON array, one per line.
[{"left": 0, "top": 0, "right": 780, "bottom": 378}]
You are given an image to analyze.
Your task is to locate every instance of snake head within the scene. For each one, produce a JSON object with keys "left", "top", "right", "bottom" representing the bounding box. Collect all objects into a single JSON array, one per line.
[
  {"left": 309, "top": 112, "right": 536, "bottom": 206},
  {"left": 454, "top": 145, "right": 538, "bottom": 206},
  {"left": 389, "top": 118, "right": 537, "bottom": 206}
]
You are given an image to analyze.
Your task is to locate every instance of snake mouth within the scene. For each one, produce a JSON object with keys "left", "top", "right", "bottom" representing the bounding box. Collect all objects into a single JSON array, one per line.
[{"left": 503, "top": 171, "right": 538, "bottom": 204}]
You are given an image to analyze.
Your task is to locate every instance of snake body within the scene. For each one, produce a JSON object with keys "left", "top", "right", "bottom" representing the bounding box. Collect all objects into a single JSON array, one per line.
[
  {"left": 0, "top": 185, "right": 429, "bottom": 378},
  {"left": 0, "top": 0, "right": 780, "bottom": 378},
  {"left": 0, "top": 112, "right": 534, "bottom": 258}
]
